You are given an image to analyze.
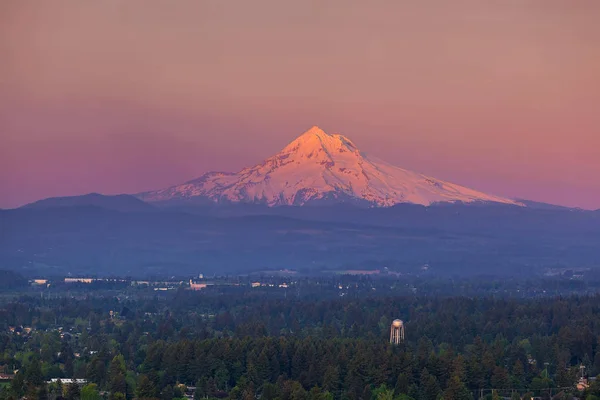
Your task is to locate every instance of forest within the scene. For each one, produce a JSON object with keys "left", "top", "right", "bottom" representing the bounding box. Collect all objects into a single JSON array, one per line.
[{"left": 2, "top": 282, "right": 600, "bottom": 400}]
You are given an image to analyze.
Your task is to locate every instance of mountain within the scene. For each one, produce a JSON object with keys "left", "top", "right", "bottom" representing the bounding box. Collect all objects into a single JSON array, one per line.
[
  {"left": 137, "top": 126, "right": 521, "bottom": 207},
  {"left": 21, "top": 193, "right": 154, "bottom": 212},
  {"left": 2, "top": 203, "right": 599, "bottom": 277},
  {"left": 515, "top": 199, "right": 578, "bottom": 211}
]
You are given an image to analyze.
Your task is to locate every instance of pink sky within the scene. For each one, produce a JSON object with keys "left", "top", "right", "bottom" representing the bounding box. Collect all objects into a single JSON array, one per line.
[{"left": 1, "top": 0, "right": 599, "bottom": 209}]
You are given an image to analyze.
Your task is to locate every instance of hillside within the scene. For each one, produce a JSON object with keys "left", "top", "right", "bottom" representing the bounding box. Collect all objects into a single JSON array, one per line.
[
  {"left": 1, "top": 204, "right": 598, "bottom": 277},
  {"left": 21, "top": 193, "right": 154, "bottom": 212}
]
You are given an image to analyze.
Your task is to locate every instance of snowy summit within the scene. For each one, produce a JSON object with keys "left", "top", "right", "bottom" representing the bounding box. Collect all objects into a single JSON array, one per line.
[{"left": 137, "top": 126, "right": 520, "bottom": 207}]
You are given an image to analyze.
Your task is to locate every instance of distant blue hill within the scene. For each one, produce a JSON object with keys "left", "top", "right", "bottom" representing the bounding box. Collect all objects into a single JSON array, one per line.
[
  {"left": 20, "top": 193, "right": 154, "bottom": 212},
  {"left": 514, "top": 199, "right": 581, "bottom": 211},
  {"left": 1, "top": 201, "right": 599, "bottom": 278}
]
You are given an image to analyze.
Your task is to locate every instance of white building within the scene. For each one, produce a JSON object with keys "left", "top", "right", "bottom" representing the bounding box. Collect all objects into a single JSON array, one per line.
[{"left": 48, "top": 378, "right": 88, "bottom": 385}]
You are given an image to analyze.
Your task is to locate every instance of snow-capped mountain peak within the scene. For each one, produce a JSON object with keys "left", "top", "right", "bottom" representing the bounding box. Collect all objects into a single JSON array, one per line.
[
  {"left": 137, "top": 126, "right": 521, "bottom": 207},
  {"left": 281, "top": 126, "right": 359, "bottom": 156}
]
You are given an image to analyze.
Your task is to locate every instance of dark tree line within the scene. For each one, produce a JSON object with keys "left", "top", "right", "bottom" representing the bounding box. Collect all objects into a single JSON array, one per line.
[{"left": 3, "top": 290, "right": 600, "bottom": 399}]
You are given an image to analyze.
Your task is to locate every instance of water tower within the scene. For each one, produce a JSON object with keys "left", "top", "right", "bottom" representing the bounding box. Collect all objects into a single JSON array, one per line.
[{"left": 390, "top": 319, "right": 405, "bottom": 344}]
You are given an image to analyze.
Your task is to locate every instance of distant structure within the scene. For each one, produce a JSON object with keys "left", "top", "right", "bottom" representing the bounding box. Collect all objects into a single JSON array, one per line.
[
  {"left": 189, "top": 279, "right": 208, "bottom": 291},
  {"left": 64, "top": 278, "right": 93, "bottom": 284},
  {"left": 577, "top": 364, "right": 589, "bottom": 391},
  {"left": 390, "top": 319, "right": 405, "bottom": 344},
  {"left": 48, "top": 378, "right": 88, "bottom": 386}
]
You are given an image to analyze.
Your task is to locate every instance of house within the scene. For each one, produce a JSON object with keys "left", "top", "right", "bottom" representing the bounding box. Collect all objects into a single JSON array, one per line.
[
  {"left": 48, "top": 378, "right": 88, "bottom": 385},
  {"left": 64, "top": 278, "right": 94, "bottom": 284},
  {"left": 184, "top": 386, "right": 196, "bottom": 400},
  {"left": 60, "top": 332, "right": 73, "bottom": 340},
  {"left": 577, "top": 377, "right": 589, "bottom": 391},
  {"left": 189, "top": 280, "right": 209, "bottom": 291},
  {"left": 0, "top": 374, "right": 15, "bottom": 381}
]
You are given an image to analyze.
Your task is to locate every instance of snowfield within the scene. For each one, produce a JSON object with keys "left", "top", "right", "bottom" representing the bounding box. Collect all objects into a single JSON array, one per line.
[{"left": 137, "top": 126, "right": 521, "bottom": 207}]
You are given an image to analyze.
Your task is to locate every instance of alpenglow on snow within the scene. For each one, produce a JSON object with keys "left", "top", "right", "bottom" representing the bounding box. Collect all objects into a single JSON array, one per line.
[{"left": 137, "top": 126, "right": 520, "bottom": 207}]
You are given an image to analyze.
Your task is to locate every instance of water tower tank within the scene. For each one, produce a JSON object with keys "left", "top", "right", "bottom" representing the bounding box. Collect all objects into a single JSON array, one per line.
[{"left": 390, "top": 319, "right": 405, "bottom": 344}]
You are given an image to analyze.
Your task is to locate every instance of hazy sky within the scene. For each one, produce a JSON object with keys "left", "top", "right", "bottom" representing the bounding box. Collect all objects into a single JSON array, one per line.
[{"left": 1, "top": 0, "right": 599, "bottom": 209}]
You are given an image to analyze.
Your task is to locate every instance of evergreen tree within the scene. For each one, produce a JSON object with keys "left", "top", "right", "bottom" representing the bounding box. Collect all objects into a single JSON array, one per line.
[
  {"left": 394, "top": 374, "right": 409, "bottom": 395},
  {"left": 194, "top": 378, "right": 207, "bottom": 400},
  {"left": 25, "top": 355, "right": 44, "bottom": 386},
  {"left": 49, "top": 380, "right": 64, "bottom": 400},
  {"left": 161, "top": 385, "right": 174, "bottom": 400},
  {"left": 66, "top": 382, "right": 81, "bottom": 400},
  {"left": 38, "top": 383, "right": 50, "bottom": 400},
  {"left": 372, "top": 385, "right": 394, "bottom": 400},
  {"left": 86, "top": 358, "right": 107, "bottom": 387},
  {"left": 262, "top": 382, "right": 279, "bottom": 400},
  {"left": 419, "top": 369, "right": 441, "bottom": 400},
  {"left": 137, "top": 375, "right": 157, "bottom": 399},
  {"left": 521, "top": 392, "right": 534, "bottom": 400},
  {"left": 511, "top": 360, "right": 525, "bottom": 388},
  {"left": 10, "top": 371, "right": 25, "bottom": 399},
  {"left": 322, "top": 366, "right": 341, "bottom": 395},
  {"left": 108, "top": 355, "right": 127, "bottom": 398},
  {"left": 443, "top": 376, "right": 472, "bottom": 400},
  {"left": 26, "top": 383, "right": 39, "bottom": 400},
  {"left": 81, "top": 384, "right": 101, "bottom": 400}
]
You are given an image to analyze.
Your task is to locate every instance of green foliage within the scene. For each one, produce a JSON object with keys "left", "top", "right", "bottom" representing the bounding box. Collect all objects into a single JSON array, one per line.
[
  {"left": 66, "top": 382, "right": 81, "bottom": 400},
  {"left": 529, "top": 376, "right": 553, "bottom": 391},
  {"left": 443, "top": 376, "right": 472, "bottom": 400},
  {"left": 48, "top": 381, "right": 63, "bottom": 400},
  {"left": 109, "top": 355, "right": 128, "bottom": 397},
  {"left": 137, "top": 374, "right": 157, "bottom": 399},
  {"left": 521, "top": 392, "right": 534, "bottom": 400},
  {"left": 110, "top": 392, "right": 126, "bottom": 400},
  {"left": 372, "top": 384, "right": 394, "bottom": 400},
  {"left": 38, "top": 383, "right": 49, "bottom": 400},
  {"left": 3, "top": 288, "right": 600, "bottom": 400},
  {"left": 24, "top": 355, "right": 44, "bottom": 386},
  {"left": 81, "top": 383, "right": 101, "bottom": 400}
]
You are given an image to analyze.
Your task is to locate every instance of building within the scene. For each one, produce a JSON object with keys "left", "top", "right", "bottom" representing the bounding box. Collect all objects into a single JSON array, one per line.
[
  {"left": 189, "top": 279, "right": 209, "bottom": 291},
  {"left": 64, "top": 278, "right": 94, "bottom": 284},
  {"left": 577, "top": 365, "right": 589, "bottom": 391},
  {"left": 390, "top": 319, "right": 405, "bottom": 344},
  {"left": 577, "top": 377, "right": 589, "bottom": 391},
  {"left": 48, "top": 378, "right": 88, "bottom": 385}
]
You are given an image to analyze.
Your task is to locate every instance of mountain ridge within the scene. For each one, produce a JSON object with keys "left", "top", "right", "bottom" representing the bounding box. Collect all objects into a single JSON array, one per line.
[
  {"left": 21, "top": 193, "right": 154, "bottom": 212},
  {"left": 2, "top": 202, "right": 599, "bottom": 277},
  {"left": 137, "top": 126, "right": 521, "bottom": 207}
]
